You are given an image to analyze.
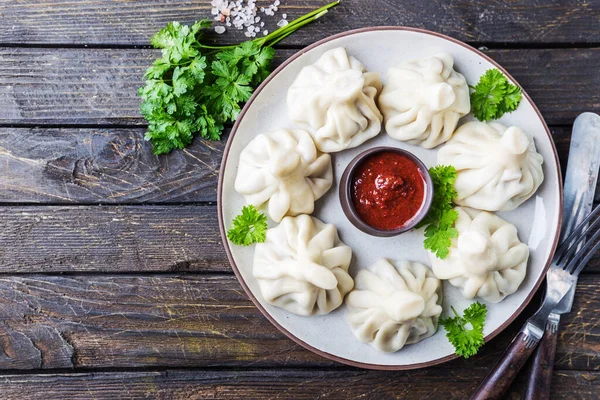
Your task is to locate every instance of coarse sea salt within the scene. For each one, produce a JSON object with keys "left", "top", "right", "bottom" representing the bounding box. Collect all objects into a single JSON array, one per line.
[{"left": 211, "top": 0, "right": 285, "bottom": 35}]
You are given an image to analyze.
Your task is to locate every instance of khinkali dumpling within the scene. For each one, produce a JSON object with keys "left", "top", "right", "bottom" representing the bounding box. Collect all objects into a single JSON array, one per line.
[
  {"left": 346, "top": 259, "right": 442, "bottom": 352},
  {"left": 234, "top": 129, "right": 333, "bottom": 222},
  {"left": 287, "top": 47, "right": 383, "bottom": 152},
  {"left": 437, "top": 122, "right": 544, "bottom": 211},
  {"left": 378, "top": 53, "right": 470, "bottom": 148},
  {"left": 253, "top": 215, "right": 354, "bottom": 316},
  {"left": 429, "top": 207, "right": 529, "bottom": 303}
]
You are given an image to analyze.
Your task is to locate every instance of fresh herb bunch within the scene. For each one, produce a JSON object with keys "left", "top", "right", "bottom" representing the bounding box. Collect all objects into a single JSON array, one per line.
[
  {"left": 470, "top": 68, "right": 523, "bottom": 122},
  {"left": 440, "top": 302, "right": 487, "bottom": 358},
  {"left": 139, "top": 1, "right": 340, "bottom": 155},
  {"left": 417, "top": 165, "right": 459, "bottom": 259},
  {"left": 227, "top": 205, "right": 268, "bottom": 246}
]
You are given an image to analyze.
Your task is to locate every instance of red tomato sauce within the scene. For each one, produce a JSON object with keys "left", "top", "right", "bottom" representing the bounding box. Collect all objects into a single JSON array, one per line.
[{"left": 351, "top": 151, "right": 426, "bottom": 231}]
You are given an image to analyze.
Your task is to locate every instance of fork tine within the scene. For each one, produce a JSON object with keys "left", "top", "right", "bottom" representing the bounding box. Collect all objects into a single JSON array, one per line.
[
  {"left": 571, "top": 237, "right": 600, "bottom": 277},
  {"left": 555, "top": 203, "right": 600, "bottom": 261},
  {"left": 564, "top": 221, "right": 600, "bottom": 274},
  {"left": 556, "top": 209, "right": 600, "bottom": 266}
]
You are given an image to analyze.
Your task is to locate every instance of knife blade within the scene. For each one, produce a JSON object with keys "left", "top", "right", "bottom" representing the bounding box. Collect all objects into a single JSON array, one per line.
[
  {"left": 524, "top": 112, "right": 600, "bottom": 400},
  {"left": 554, "top": 112, "right": 600, "bottom": 314}
]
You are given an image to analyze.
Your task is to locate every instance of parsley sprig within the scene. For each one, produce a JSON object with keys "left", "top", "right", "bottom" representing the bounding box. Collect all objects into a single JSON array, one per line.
[
  {"left": 227, "top": 205, "right": 268, "bottom": 246},
  {"left": 417, "top": 165, "right": 459, "bottom": 259},
  {"left": 139, "top": 1, "right": 340, "bottom": 154},
  {"left": 440, "top": 302, "right": 487, "bottom": 358},
  {"left": 470, "top": 69, "right": 523, "bottom": 122}
]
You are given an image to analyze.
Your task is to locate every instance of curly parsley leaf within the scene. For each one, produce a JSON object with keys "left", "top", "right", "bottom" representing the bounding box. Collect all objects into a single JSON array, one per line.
[
  {"left": 227, "top": 205, "right": 268, "bottom": 246},
  {"left": 138, "top": 2, "right": 340, "bottom": 154},
  {"left": 470, "top": 68, "right": 522, "bottom": 122},
  {"left": 417, "top": 165, "right": 459, "bottom": 259},
  {"left": 440, "top": 302, "right": 487, "bottom": 358}
]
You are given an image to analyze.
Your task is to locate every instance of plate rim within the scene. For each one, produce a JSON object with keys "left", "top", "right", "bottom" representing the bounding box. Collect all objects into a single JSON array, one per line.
[{"left": 217, "top": 26, "right": 564, "bottom": 370}]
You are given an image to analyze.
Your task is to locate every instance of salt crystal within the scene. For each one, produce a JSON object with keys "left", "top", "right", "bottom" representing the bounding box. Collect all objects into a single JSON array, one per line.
[
  {"left": 273, "top": 6, "right": 278, "bottom": 11},
  {"left": 260, "top": 7, "right": 265, "bottom": 11},
  {"left": 255, "top": 16, "right": 260, "bottom": 22},
  {"left": 274, "top": 0, "right": 280, "bottom": 5},
  {"left": 277, "top": 19, "right": 288, "bottom": 27},
  {"left": 214, "top": 25, "right": 226, "bottom": 34},
  {"left": 255, "top": 26, "right": 260, "bottom": 32},
  {"left": 211, "top": 8, "right": 218, "bottom": 15},
  {"left": 244, "top": 31, "right": 252, "bottom": 37},
  {"left": 282, "top": 13, "right": 287, "bottom": 18},
  {"left": 260, "top": 22, "right": 265, "bottom": 27},
  {"left": 251, "top": 32, "right": 256, "bottom": 37},
  {"left": 263, "top": 30, "right": 269, "bottom": 35},
  {"left": 226, "top": 22, "right": 231, "bottom": 26}
]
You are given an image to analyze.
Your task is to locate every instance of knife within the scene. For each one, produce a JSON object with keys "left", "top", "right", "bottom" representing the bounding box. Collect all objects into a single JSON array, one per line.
[{"left": 524, "top": 112, "right": 600, "bottom": 400}]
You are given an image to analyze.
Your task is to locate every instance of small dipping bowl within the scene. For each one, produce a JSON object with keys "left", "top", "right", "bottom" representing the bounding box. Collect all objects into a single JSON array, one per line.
[{"left": 339, "top": 146, "right": 433, "bottom": 237}]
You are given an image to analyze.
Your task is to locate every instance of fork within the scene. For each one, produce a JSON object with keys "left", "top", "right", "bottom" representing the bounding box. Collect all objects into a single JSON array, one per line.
[{"left": 470, "top": 202, "right": 600, "bottom": 400}]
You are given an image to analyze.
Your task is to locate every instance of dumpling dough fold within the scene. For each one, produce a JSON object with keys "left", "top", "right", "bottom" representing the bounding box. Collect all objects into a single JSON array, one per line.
[
  {"left": 234, "top": 128, "right": 333, "bottom": 222},
  {"left": 346, "top": 259, "right": 442, "bottom": 353},
  {"left": 378, "top": 53, "right": 470, "bottom": 148},
  {"left": 253, "top": 215, "right": 354, "bottom": 316},
  {"left": 287, "top": 47, "right": 383, "bottom": 152},
  {"left": 429, "top": 207, "right": 529, "bottom": 303},
  {"left": 437, "top": 121, "right": 544, "bottom": 211}
]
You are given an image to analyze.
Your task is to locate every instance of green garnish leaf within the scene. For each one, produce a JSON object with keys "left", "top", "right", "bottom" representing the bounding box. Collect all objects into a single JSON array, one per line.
[
  {"left": 138, "top": 1, "right": 340, "bottom": 154},
  {"left": 440, "top": 302, "right": 487, "bottom": 358},
  {"left": 417, "top": 165, "right": 459, "bottom": 259},
  {"left": 470, "top": 68, "right": 522, "bottom": 122},
  {"left": 227, "top": 205, "right": 268, "bottom": 246}
]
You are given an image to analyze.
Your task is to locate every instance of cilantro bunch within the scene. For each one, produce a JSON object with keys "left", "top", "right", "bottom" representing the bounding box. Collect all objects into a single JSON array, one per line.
[
  {"left": 470, "top": 69, "right": 523, "bottom": 122},
  {"left": 417, "top": 165, "right": 459, "bottom": 259},
  {"left": 440, "top": 302, "right": 487, "bottom": 358},
  {"left": 139, "top": 1, "right": 340, "bottom": 155}
]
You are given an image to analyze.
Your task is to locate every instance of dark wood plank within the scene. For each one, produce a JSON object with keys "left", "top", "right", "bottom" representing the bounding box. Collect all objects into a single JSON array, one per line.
[
  {"left": 0, "top": 48, "right": 598, "bottom": 126},
  {"left": 0, "top": 274, "right": 598, "bottom": 370},
  {"left": 0, "top": 206, "right": 228, "bottom": 273},
  {"left": 0, "top": 128, "right": 224, "bottom": 204},
  {"left": 0, "top": 47, "right": 291, "bottom": 125},
  {"left": 1, "top": 203, "right": 599, "bottom": 273},
  {"left": 0, "top": 126, "right": 585, "bottom": 205},
  {"left": 1, "top": 0, "right": 600, "bottom": 46},
  {"left": 0, "top": 369, "right": 597, "bottom": 400}
]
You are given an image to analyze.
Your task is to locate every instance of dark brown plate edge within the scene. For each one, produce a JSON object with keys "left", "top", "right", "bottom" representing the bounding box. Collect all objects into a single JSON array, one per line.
[{"left": 216, "top": 26, "right": 564, "bottom": 371}]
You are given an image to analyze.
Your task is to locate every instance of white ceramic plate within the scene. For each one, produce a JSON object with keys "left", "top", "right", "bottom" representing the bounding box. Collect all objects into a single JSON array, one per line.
[{"left": 218, "top": 27, "right": 562, "bottom": 369}]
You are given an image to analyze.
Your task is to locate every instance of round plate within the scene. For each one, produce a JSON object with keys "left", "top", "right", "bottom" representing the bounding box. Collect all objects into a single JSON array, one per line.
[{"left": 218, "top": 27, "right": 563, "bottom": 370}]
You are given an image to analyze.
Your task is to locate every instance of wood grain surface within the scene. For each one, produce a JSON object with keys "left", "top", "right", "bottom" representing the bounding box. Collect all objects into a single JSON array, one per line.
[
  {"left": 0, "top": 204, "right": 599, "bottom": 274},
  {"left": 1, "top": 0, "right": 600, "bottom": 46},
  {"left": 0, "top": 369, "right": 598, "bottom": 400},
  {"left": 0, "top": 206, "right": 227, "bottom": 273},
  {"left": 0, "top": 274, "right": 598, "bottom": 371},
  {"left": 1, "top": 48, "right": 599, "bottom": 126},
  {"left": 0, "top": 126, "right": 591, "bottom": 205},
  {"left": 0, "top": 128, "right": 225, "bottom": 204}
]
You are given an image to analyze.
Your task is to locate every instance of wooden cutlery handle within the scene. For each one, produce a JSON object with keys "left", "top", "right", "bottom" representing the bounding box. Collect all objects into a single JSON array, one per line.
[
  {"left": 470, "top": 332, "right": 537, "bottom": 400},
  {"left": 523, "top": 323, "right": 558, "bottom": 400}
]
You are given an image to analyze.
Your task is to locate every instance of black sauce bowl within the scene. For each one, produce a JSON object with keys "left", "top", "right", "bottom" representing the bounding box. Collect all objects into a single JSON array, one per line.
[{"left": 339, "top": 146, "right": 434, "bottom": 237}]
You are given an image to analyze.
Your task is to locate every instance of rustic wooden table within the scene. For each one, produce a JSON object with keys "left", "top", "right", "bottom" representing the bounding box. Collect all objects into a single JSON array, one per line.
[{"left": 0, "top": 1, "right": 599, "bottom": 398}]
